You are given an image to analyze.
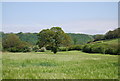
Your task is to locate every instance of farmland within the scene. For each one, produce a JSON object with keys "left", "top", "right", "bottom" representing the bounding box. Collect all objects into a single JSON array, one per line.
[
  {"left": 2, "top": 51, "right": 118, "bottom": 79},
  {"left": 1, "top": 2, "right": 119, "bottom": 80}
]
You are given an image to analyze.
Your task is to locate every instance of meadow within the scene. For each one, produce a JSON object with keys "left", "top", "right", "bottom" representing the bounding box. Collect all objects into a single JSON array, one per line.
[{"left": 2, "top": 51, "right": 118, "bottom": 79}]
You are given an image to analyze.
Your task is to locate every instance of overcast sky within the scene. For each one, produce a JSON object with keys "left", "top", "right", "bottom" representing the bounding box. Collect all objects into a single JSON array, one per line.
[{"left": 1, "top": 2, "right": 118, "bottom": 35}]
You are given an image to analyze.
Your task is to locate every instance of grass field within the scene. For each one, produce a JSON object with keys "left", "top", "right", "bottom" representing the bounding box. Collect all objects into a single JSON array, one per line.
[{"left": 2, "top": 51, "right": 119, "bottom": 79}]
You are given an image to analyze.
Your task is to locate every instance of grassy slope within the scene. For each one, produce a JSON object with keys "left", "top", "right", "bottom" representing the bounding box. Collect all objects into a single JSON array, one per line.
[
  {"left": 102, "top": 38, "right": 118, "bottom": 45},
  {"left": 98, "top": 38, "right": 119, "bottom": 49},
  {"left": 82, "top": 38, "right": 119, "bottom": 54},
  {"left": 2, "top": 51, "right": 118, "bottom": 79}
]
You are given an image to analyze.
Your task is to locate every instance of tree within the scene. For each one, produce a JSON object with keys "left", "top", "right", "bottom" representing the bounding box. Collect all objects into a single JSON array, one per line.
[
  {"left": 2, "top": 34, "right": 31, "bottom": 52},
  {"left": 37, "top": 27, "right": 71, "bottom": 54},
  {"left": 73, "top": 38, "right": 77, "bottom": 45},
  {"left": 104, "top": 28, "right": 120, "bottom": 39},
  {"left": 93, "top": 34, "right": 104, "bottom": 41},
  {"left": 2, "top": 34, "right": 21, "bottom": 49}
]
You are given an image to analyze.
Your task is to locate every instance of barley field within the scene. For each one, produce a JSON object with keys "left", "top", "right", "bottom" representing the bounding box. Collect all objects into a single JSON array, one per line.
[{"left": 2, "top": 51, "right": 119, "bottom": 79}]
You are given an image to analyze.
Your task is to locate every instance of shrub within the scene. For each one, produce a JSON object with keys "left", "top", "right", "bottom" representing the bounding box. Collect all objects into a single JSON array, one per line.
[
  {"left": 7, "top": 46, "right": 31, "bottom": 52},
  {"left": 82, "top": 43, "right": 118, "bottom": 55},
  {"left": 16, "top": 41, "right": 31, "bottom": 52},
  {"left": 32, "top": 46, "right": 39, "bottom": 52},
  {"left": 91, "top": 45, "right": 105, "bottom": 54},
  {"left": 22, "top": 46, "right": 31, "bottom": 52},
  {"left": 68, "top": 45, "right": 82, "bottom": 51},
  {"left": 82, "top": 45, "right": 92, "bottom": 53},
  {"left": 105, "top": 47, "right": 118, "bottom": 55},
  {"left": 7, "top": 47, "right": 18, "bottom": 52},
  {"left": 58, "top": 47, "right": 68, "bottom": 51}
]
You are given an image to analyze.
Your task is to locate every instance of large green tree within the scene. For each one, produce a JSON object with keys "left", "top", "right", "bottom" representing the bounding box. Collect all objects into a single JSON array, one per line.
[{"left": 37, "top": 27, "right": 71, "bottom": 54}]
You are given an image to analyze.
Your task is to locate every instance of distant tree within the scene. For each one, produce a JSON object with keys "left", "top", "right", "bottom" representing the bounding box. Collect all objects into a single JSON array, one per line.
[
  {"left": 16, "top": 32, "right": 38, "bottom": 45},
  {"left": 37, "top": 27, "right": 71, "bottom": 54},
  {"left": 104, "top": 28, "right": 120, "bottom": 39},
  {"left": 93, "top": 34, "right": 104, "bottom": 41},
  {"left": 73, "top": 38, "right": 77, "bottom": 45},
  {"left": 68, "top": 33, "right": 94, "bottom": 45},
  {"left": 2, "top": 34, "right": 31, "bottom": 52},
  {"left": 2, "top": 34, "right": 21, "bottom": 49},
  {"left": 16, "top": 41, "right": 31, "bottom": 52}
]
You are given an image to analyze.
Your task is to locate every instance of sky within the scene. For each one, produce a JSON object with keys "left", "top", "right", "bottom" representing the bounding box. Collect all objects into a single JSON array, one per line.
[{"left": 1, "top": 2, "right": 118, "bottom": 35}]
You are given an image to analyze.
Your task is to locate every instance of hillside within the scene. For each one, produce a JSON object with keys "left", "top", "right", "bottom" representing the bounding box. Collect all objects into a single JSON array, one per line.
[
  {"left": 13, "top": 28, "right": 120, "bottom": 45},
  {"left": 16, "top": 32, "right": 38, "bottom": 45},
  {"left": 82, "top": 38, "right": 119, "bottom": 55},
  {"left": 101, "top": 38, "right": 118, "bottom": 44},
  {"left": 67, "top": 33, "right": 94, "bottom": 45}
]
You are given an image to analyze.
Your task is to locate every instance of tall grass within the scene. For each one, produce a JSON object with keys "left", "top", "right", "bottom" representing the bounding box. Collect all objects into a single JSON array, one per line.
[{"left": 2, "top": 51, "right": 118, "bottom": 79}]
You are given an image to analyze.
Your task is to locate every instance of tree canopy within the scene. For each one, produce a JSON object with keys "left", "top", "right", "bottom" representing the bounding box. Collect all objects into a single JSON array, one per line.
[
  {"left": 37, "top": 27, "right": 71, "bottom": 54},
  {"left": 2, "top": 34, "right": 31, "bottom": 52},
  {"left": 104, "top": 28, "right": 120, "bottom": 39}
]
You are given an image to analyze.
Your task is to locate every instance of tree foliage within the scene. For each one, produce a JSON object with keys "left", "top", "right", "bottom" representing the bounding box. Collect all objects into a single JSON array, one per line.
[
  {"left": 2, "top": 34, "right": 21, "bottom": 49},
  {"left": 93, "top": 34, "right": 104, "bottom": 41},
  {"left": 104, "top": 28, "right": 120, "bottom": 39},
  {"left": 68, "top": 33, "right": 94, "bottom": 45},
  {"left": 37, "top": 27, "right": 71, "bottom": 54},
  {"left": 17, "top": 32, "right": 38, "bottom": 45},
  {"left": 1, "top": 32, "right": 94, "bottom": 46},
  {"left": 2, "top": 34, "right": 31, "bottom": 52}
]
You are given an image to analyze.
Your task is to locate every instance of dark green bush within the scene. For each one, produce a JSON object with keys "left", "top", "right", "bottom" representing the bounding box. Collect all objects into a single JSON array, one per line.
[
  {"left": 68, "top": 45, "right": 82, "bottom": 51},
  {"left": 23, "top": 46, "right": 31, "bottom": 52},
  {"left": 105, "top": 47, "right": 118, "bottom": 55},
  {"left": 58, "top": 47, "right": 68, "bottom": 51},
  {"left": 7, "top": 47, "right": 18, "bottom": 52},
  {"left": 7, "top": 46, "right": 31, "bottom": 52},
  {"left": 82, "top": 45, "right": 92, "bottom": 53},
  {"left": 82, "top": 43, "right": 118, "bottom": 55}
]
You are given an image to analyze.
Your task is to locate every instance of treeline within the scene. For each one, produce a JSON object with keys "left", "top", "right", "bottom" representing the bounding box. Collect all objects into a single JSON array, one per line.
[
  {"left": 0, "top": 27, "right": 119, "bottom": 55},
  {"left": 92, "top": 28, "right": 120, "bottom": 42},
  {"left": 54, "top": 28, "right": 120, "bottom": 55},
  {"left": 0, "top": 28, "right": 93, "bottom": 53},
  {"left": 1, "top": 32, "right": 38, "bottom": 45},
  {"left": 16, "top": 32, "right": 38, "bottom": 45},
  {"left": 1, "top": 32, "right": 94, "bottom": 46},
  {"left": 68, "top": 33, "right": 94, "bottom": 45}
]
